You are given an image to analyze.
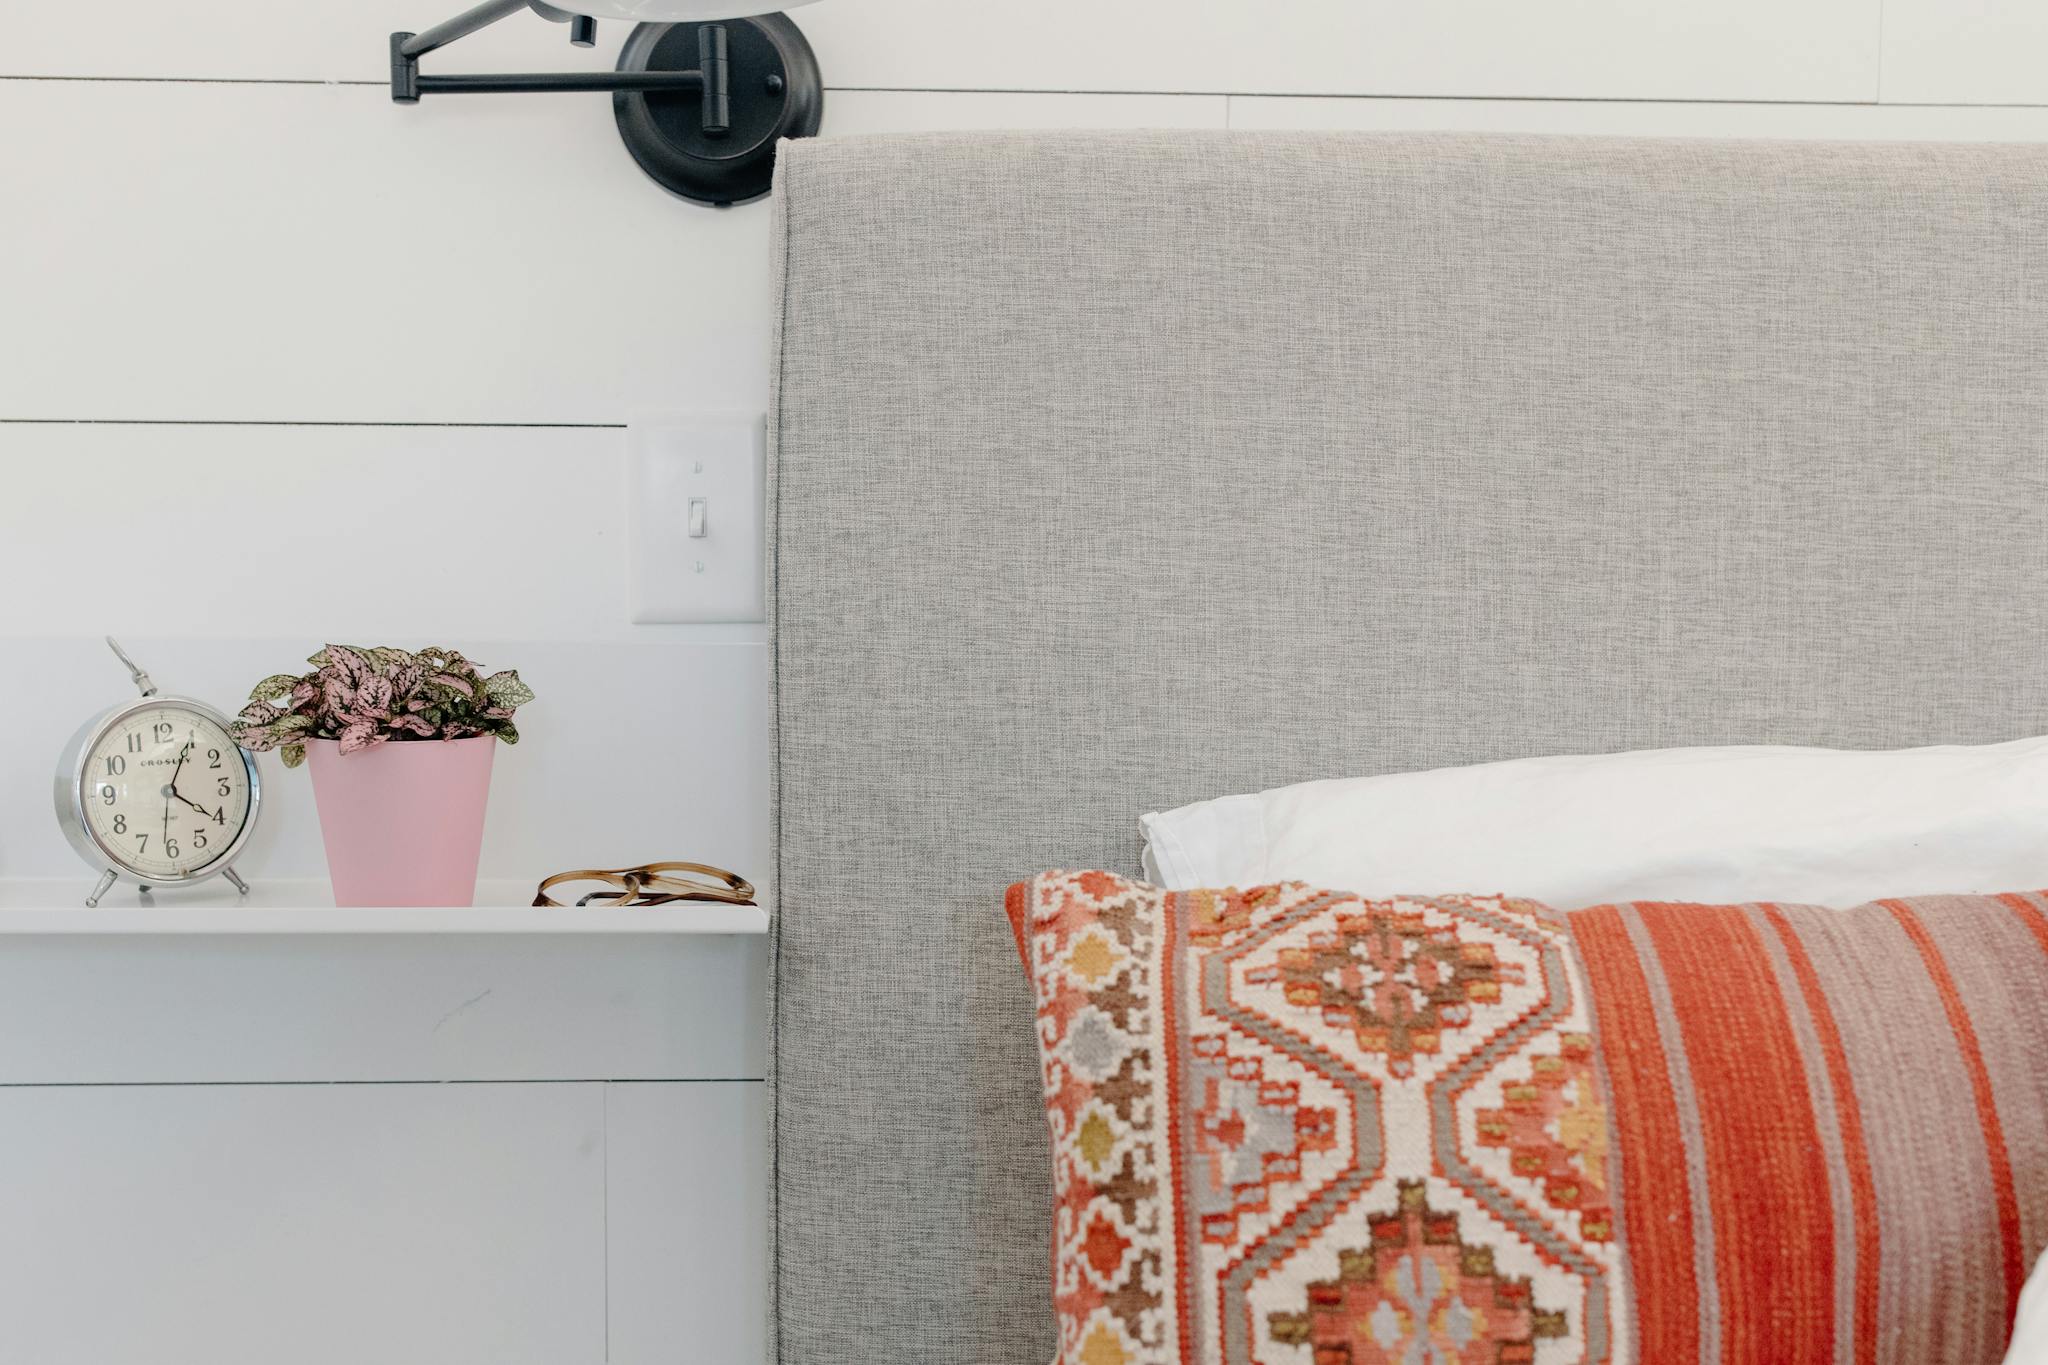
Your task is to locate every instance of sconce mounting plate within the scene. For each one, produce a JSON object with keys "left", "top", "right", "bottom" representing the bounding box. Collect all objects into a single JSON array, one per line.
[{"left": 614, "top": 15, "right": 822, "bottom": 208}]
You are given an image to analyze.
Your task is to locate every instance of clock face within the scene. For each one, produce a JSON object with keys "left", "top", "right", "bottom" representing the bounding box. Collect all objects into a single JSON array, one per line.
[{"left": 81, "top": 705, "right": 254, "bottom": 879}]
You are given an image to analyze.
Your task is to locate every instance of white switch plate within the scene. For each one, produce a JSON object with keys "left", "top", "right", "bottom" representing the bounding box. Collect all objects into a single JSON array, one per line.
[{"left": 628, "top": 413, "right": 766, "bottom": 624}]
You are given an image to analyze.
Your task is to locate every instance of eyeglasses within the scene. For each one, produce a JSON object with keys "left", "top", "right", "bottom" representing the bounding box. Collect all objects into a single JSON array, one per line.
[{"left": 532, "top": 861, "right": 756, "bottom": 908}]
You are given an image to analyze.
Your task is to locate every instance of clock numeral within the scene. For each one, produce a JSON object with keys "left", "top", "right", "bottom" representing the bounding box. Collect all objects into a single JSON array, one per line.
[
  {"left": 164, "top": 838, "right": 180, "bottom": 860},
  {"left": 99, "top": 784, "right": 115, "bottom": 806},
  {"left": 192, "top": 830, "right": 209, "bottom": 851},
  {"left": 213, "top": 808, "right": 226, "bottom": 826},
  {"left": 134, "top": 834, "right": 148, "bottom": 855},
  {"left": 217, "top": 778, "right": 232, "bottom": 798},
  {"left": 105, "top": 755, "right": 126, "bottom": 776},
  {"left": 208, "top": 749, "right": 222, "bottom": 770},
  {"left": 153, "top": 722, "right": 174, "bottom": 744},
  {"left": 113, "top": 814, "right": 127, "bottom": 834},
  {"left": 127, "top": 733, "right": 143, "bottom": 753}
]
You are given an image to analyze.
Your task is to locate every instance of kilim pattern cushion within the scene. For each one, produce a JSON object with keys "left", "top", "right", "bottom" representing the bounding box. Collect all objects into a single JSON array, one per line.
[{"left": 1004, "top": 872, "right": 2048, "bottom": 1365}]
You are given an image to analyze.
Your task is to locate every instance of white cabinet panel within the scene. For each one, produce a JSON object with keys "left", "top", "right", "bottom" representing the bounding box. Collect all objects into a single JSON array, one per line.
[
  {"left": 0, "top": 935, "right": 765, "bottom": 1082},
  {"left": 0, "top": 1082, "right": 607, "bottom": 1365},
  {"left": 1881, "top": 0, "right": 2048, "bottom": 105},
  {"left": 1232, "top": 96, "right": 2048, "bottom": 139},
  {"left": 606, "top": 1082, "right": 768, "bottom": 1364},
  {"left": 6, "top": 0, "right": 1880, "bottom": 102},
  {"left": 0, "top": 84, "right": 1222, "bottom": 425}
]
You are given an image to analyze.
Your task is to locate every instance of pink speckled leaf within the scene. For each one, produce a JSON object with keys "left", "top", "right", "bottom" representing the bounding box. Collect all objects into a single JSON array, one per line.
[
  {"left": 358, "top": 675, "right": 394, "bottom": 714},
  {"left": 320, "top": 672, "right": 356, "bottom": 713},
  {"left": 336, "top": 720, "right": 380, "bottom": 755},
  {"left": 326, "top": 645, "right": 372, "bottom": 686},
  {"left": 238, "top": 700, "right": 282, "bottom": 726}
]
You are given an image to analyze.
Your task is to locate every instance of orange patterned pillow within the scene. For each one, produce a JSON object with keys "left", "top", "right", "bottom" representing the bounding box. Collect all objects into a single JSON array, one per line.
[{"left": 1005, "top": 872, "right": 2048, "bottom": 1365}]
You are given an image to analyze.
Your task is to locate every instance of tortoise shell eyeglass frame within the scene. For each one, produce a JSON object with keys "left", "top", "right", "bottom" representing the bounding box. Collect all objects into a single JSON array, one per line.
[{"left": 533, "top": 861, "right": 755, "bottom": 907}]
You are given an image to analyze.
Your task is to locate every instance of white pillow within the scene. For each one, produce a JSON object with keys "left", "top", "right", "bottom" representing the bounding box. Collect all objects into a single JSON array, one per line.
[
  {"left": 1140, "top": 736, "right": 2048, "bottom": 910},
  {"left": 2009, "top": 1250, "right": 2048, "bottom": 1365}
]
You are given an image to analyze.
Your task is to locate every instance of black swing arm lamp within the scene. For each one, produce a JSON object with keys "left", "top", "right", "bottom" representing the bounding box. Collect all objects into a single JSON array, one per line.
[{"left": 390, "top": 0, "right": 823, "bottom": 205}]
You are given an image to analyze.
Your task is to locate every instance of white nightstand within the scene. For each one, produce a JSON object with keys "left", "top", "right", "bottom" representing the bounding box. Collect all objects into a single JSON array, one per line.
[{"left": 0, "top": 878, "right": 769, "bottom": 1365}]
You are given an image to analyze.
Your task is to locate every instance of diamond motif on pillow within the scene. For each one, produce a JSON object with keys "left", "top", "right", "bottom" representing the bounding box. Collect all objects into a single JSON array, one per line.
[{"left": 1266, "top": 1181, "right": 1568, "bottom": 1364}]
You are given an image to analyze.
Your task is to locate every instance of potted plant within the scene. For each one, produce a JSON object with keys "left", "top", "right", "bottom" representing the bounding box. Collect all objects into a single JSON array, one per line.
[{"left": 231, "top": 645, "right": 535, "bottom": 907}]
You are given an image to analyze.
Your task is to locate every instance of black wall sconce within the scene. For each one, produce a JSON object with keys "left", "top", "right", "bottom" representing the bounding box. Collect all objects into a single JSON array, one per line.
[{"left": 391, "top": 0, "right": 823, "bottom": 205}]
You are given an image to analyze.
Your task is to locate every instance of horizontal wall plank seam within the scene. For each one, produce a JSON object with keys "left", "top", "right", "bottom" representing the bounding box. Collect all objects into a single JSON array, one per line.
[
  {"left": 823, "top": 88, "right": 2048, "bottom": 107},
  {"left": 2, "top": 74, "right": 2045, "bottom": 110}
]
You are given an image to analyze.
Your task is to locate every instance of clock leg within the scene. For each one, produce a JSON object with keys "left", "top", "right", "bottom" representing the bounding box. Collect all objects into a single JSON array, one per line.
[
  {"left": 223, "top": 866, "right": 250, "bottom": 898},
  {"left": 84, "top": 868, "right": 117, "bottom": 909}
]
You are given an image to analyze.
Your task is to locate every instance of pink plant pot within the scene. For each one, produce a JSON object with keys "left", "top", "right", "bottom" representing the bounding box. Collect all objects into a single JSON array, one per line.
[{"left": 305, "top": 736, "right": 497, "bottom": 907}]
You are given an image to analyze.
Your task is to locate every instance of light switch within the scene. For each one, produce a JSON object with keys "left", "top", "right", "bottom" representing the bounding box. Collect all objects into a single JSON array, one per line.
[{"left": 628, "top": 412, "right": 765, "bottom": 623}]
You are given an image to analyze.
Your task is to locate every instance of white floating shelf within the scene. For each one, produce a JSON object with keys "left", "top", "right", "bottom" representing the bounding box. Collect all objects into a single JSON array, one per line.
[{"left": 0, "top": 879, "right": 768, "bottom": 936}]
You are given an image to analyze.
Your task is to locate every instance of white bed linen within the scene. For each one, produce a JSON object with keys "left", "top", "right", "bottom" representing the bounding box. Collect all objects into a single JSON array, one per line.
[{"left": 1141, "top": 736, "right": 2048, "bottom": 909}]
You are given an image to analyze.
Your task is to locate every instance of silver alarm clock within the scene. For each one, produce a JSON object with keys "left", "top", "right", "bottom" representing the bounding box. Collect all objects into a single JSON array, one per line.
[{"left": 53, "top": 638, "right": 261, "bottom": 907}]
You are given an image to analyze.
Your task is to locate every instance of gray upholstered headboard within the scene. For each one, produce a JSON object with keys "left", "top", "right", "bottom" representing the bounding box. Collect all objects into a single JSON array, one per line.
[{"left": 766, "top": 131, "right": 2048, "bottom": 1362}]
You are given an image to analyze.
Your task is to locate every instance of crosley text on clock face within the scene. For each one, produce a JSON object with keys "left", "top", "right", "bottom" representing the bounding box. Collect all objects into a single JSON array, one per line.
[{"left": 84, "top": 705, "right": 254, "bottom": 879}]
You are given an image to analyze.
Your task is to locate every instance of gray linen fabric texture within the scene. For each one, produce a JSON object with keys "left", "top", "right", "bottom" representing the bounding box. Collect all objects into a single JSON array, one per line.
[{"left": 766, "top": 132, "right": 2048, "bottom": 1363}]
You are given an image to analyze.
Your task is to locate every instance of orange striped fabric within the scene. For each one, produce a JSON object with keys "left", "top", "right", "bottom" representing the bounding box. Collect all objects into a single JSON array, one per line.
[
  {"left": 1570, "top": 894, "right": 2048, "bottom": 1365},
  {"left": 1571, "top": 904, "right": 1702, "bottom": 1362},
  {"left": 1759, "top": 904, "right": 1882, "bottom": 1365}
]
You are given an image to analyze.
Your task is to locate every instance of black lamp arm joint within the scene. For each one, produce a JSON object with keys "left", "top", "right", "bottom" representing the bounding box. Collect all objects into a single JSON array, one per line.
[{"left": 391, "top": 3, "right": 731, "bottom": 135}]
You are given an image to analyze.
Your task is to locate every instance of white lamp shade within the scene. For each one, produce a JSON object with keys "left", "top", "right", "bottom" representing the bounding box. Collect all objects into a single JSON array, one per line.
[{"left": 563, "top": 0, "right": 819, "bottom": 18}]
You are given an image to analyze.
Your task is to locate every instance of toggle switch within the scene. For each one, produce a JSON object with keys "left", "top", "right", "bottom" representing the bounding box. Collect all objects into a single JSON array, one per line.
[{"left": 628, "top": 412, "right": 764, "bottom": 623}]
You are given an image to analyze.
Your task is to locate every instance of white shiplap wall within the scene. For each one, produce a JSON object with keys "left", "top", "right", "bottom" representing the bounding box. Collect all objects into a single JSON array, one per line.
[{"left": 2, "top": 0, "right": 2043, "bottom": 1360}]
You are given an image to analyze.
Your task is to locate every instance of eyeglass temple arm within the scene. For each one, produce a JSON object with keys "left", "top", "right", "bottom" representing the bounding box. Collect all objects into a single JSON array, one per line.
[{"left": 390, "top": 0, "right": 731, "bottom": 138}]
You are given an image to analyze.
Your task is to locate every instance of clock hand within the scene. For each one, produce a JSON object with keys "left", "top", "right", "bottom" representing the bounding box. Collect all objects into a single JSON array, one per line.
[
  {"left": 162, "top": 741, "right": 193, "bottom": 850},
  {"left": 170, "top": 759, "right": 224, "bottom": 823}
]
